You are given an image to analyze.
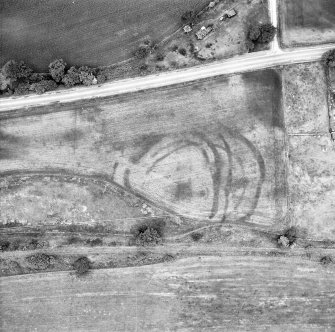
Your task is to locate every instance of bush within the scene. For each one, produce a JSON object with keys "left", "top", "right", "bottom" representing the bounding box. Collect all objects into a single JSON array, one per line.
[
  {"left": 181, "top": 11, "right": 194, "bottom": 23},
  {"left": 26, "top": 253, "right": 53, "bottom": 270},
  {"left": 78, "top": 66, "right": 96, "bottom": 86},
  {"left": 179, "top": 48, "right": 187, "bottom": 56},
  {"left": 86, "top": 238, "right": 103, "bottom": 246},
  {"left": 190, "top": 232, "right": 203, "bottom": 241},
  {"left": 62, "top": 66, "right": 81, "bottom": 87},
  {"left": 0, "top": 240, "right": 10, "bottom": 251},
  {"left": 134, "top": 45, "right": 151, "bottom": 59},
  {"left": 139, "top": 63, "right": 148, "bottom": 72},
  {"left": 49, "top": 59, "right": 66, "bottom": 82},
  {"left": 277, "top": 226, "right": 305, "bottom": 248},
  {"left": 2, "top": 60, "right": 33, "bottom": 80},
  {"left": 320, "top": 256, "right": 333, "bottom": 265},
  {"left": 73, "top": 256, "right": 90, "bottom": 275},
  {"left": 67, "top": 236, "right": 83, "bottom": 245},
  {"left": 96, "top": 72, "right": 108, "bottom": 84},
  {"left": 172, "top": 45, "right": 179, "bottom": 52},
  {"left": 322, "top": 49, "right": 335, "bottom": 67},
  {"left": 156, "top": 53, "right": 165, "bottom": 61},
  {"left": 31, "top": 80, "right": 58, "bottom": 94},
  {"left": 131, "top": 219, "right": 165, "bottom": 246}
]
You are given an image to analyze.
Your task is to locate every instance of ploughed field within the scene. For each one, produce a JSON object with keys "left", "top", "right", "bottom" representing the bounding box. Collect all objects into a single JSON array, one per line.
[
  {"left": 279, "top": 0, "right": 335, "bottom": 47},
  {"left": 0, "top": 0, "right": 209, "bottom": 71},
  {"left": 2, "top": 256, "right": 335, "bottom": 331}
]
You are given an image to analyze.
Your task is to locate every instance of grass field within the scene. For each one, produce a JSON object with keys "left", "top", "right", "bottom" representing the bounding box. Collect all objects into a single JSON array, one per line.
[
  {"left": 0, "top": 0, "right": 209, "bottom": 71},
  {"left": 279, "top": 0, "right": 335, "bottom": 47}
]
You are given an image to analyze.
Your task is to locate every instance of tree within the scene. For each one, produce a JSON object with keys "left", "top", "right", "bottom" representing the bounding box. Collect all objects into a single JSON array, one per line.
[
  {"left": 31, "top": 80, "right": 58, "bottom": 94},
  {"left": 78, "top": 66, "right": 96, "bottom": 86},
  {"left": 14, "top": 82, "right": 31, "bottom": 95},
  {"left": 248, "top": 25, "right": 261, "bottom": 42},
  {"left": 62, "top": 66, "right": 81, "bottom": 87},
  {"left": 0, "top": 72, "right": 10, "bottom": 91},
  {"left": 49, "top": 59, "right": 66, "bottom": 82},
  {"left": 258, "top": 23, "right": 276, "bottom": 43},
  {"left": 1, "top": 60, "right": 33, "bottom": 80},
  {"left": 73, "top": 256, "right": 90, "bottom": 275}
]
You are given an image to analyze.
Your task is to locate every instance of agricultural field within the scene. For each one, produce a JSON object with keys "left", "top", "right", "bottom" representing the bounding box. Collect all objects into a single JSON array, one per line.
[
  {"left": 0, "top": 0, "right": 210, "bottom": 71},
  {"left": 279, "top": 0, "right": 335, "bottom": 47},
  {"left": 2, "top": 255, "right": 335, "bottom": 331},
  {"left": 1, "top": 63, "right": 335, "bottom": 330}
]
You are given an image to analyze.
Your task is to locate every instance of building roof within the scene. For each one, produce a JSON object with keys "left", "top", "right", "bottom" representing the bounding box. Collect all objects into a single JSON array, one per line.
[
  {"left": 195, "top": 26, "right": 212, "bottom": 40},
  {"left": 183, "top": 25, "right": 193, "bottom": 33}
]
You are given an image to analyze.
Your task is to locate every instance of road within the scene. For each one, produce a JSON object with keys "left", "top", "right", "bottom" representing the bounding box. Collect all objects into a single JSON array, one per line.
[{"left": 1, "top": 44, "right": 334, "bottom": 112}]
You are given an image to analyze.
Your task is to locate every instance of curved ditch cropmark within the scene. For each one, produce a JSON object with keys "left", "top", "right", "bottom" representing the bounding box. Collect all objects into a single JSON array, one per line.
[{"left": 124, "top": 127, "right": 265, "bottom": 224}]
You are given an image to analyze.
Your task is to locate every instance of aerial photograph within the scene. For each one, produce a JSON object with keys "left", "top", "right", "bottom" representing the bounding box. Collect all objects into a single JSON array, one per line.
[{"left": 0, "top": 0, "right": 335, "bottom": 331}]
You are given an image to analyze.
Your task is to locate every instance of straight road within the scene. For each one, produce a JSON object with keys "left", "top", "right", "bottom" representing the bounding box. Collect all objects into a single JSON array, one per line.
[{"left": 0, "top": 44, "right": 334, "bottom": 112}]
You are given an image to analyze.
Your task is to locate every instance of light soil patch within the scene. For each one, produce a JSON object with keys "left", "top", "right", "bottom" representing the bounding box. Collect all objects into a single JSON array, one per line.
[
  {"left": 282, "top": 62, "right": 329, "bottom": 134},
  {"left": 288, "top": 135, "right": 335, "bottom": 241},
  {"left": 279, "top": 0, "right": 335, "bottom": 47},
  {"left": 0, "top": 175, "right": 146, "bottom": 231},
  {"left": 0, "top": 70, "right": 286, "bottom": 229}
]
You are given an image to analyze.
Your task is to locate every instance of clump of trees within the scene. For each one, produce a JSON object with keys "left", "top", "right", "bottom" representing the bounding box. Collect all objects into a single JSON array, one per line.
[
  {"left": 73, "top": 256, "right": 91, "bottom": 275},
  {"left": 247, "top": 23, "right": 276, "bottom": 51},
  {"left": 0, "top": 58, "right": 98, "bottom": 96},
  {"left": 131, "top": 218, "right": 165, "bottom": 246}
]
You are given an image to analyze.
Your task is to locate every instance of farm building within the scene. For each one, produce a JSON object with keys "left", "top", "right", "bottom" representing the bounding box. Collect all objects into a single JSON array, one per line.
[
  {"left": 220, "top": 9, "right": 237, "bottom": 20},
  {"left": 183, "top": 25, "right": 193, "bottom": 33},
  {"left": 195, "top": 26, "right": 213, "bottom": 40}
]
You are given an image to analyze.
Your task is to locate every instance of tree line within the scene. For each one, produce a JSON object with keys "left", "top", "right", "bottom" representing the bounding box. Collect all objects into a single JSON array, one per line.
[{"left": 0, "top": 59, "right": 107, "bottom": 96}]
